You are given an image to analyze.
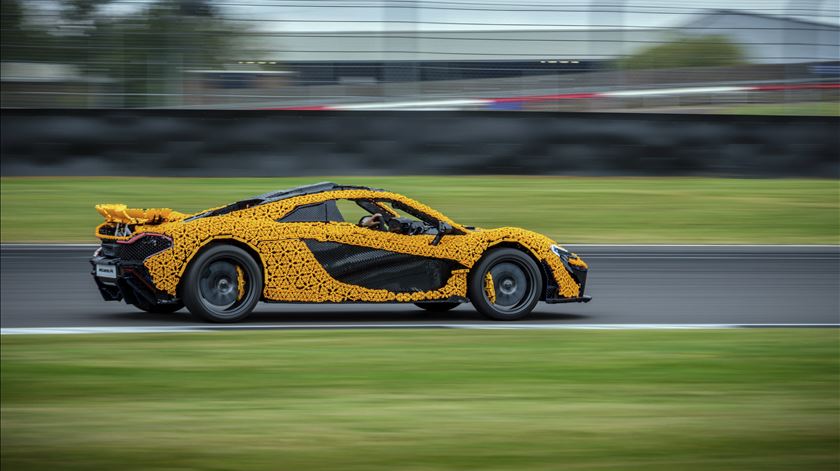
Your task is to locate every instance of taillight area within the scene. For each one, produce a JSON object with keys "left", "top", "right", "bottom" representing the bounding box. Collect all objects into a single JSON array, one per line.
[
  {"left": 97, "top": 222, "right": 134, "bottom": 238},
  {"left": 105, "top": 233, "right": 172, "bottom": 261}
]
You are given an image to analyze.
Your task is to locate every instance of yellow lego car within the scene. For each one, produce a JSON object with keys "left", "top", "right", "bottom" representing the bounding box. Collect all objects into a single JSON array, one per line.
[{"left": 91, "top": 182, "right": 590, "bottom": 322}]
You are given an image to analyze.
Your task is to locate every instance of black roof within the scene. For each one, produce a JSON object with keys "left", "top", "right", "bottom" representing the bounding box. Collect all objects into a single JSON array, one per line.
[
  {"left": 255, "top": 182, "right": 382, "bottom": 203},
  {"left": 185, "top": 182, "right": 383, "bottom": 221}
]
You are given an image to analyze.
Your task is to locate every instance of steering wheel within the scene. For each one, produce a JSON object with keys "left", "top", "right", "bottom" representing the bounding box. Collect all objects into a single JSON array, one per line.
[
  {"left": 374, "top": 213, "right": 392, "bottom": 232},
  {"left": 388, "top": 216, "right": 409, "bottom": 233}
]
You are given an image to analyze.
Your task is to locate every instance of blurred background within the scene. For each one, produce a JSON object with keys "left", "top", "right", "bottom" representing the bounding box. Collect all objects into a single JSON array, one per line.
[
  {"left": 2, "top": 5, "right": 838, "bottom": 471},
  {"left": 2, "top": 0, "right": 838, "bottom": 112}
]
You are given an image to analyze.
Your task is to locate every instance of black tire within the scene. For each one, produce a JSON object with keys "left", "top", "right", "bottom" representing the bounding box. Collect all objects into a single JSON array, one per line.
[
  {"left": 133, "top": 298, "right": 184, "bottom": 314},
  {"left": 181, "top": 244, "right": 263, "bottom": 323},
  {"left": 468, "top": 248, "right": 542, "bottom": 321},
  {"left": 414, "top": 301, "right": 460, "bottom": 312}
]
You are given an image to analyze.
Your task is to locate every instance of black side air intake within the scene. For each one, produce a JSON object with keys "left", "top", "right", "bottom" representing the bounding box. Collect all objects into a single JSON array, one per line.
[{"left": 304, "top": 240, "right": 463, "bottom": 292}]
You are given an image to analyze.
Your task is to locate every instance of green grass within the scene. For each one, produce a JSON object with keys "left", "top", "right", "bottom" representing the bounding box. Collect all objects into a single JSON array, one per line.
[
  {"left": 720, "top": 101, "right": 840, "bottom": 116},
  {"left": 2, "top": 329, "right": 838, "bottom": 470},
  {"left": 2, "top": 176, "right": 838, "bottom": 243}
]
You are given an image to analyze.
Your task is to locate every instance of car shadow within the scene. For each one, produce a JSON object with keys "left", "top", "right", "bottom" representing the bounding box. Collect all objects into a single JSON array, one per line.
[{"left": 92, "top": 310, "right": 195, "bottom": 324}]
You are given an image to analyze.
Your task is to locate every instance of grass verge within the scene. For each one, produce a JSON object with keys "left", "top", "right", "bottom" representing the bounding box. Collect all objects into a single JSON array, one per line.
[
  {"left": 2, "top": 329, "right": 838, "bottom": 471},
  {"left": 720, "top": 101, "right": 840, "bottom": 116},
  {"left": 1, "top": 176, "right": 838, "bottom": 243}
]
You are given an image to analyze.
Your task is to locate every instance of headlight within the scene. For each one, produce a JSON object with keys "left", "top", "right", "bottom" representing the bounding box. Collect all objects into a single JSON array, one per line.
[
  {"left": 550, "top": 244, "right": 569, "bottom": 258},
  {"left": 553, "top": 244, "right": 588, "bottom": 270}
]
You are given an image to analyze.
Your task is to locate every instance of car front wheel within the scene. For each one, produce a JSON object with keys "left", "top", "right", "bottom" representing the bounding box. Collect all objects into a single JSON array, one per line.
[{"left": 468, "top": 248, "right": 542, "bottom": 321}]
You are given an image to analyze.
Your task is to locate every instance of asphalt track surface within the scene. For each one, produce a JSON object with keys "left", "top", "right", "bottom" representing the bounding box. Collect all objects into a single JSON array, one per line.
[{"left": 1, "top": 245, "right": 838, "bottom": 328}]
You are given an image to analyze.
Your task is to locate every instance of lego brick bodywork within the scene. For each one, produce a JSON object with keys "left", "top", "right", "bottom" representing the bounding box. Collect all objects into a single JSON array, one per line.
[{"left": 95, "top": 186, "right": 586, "bottom": 304}]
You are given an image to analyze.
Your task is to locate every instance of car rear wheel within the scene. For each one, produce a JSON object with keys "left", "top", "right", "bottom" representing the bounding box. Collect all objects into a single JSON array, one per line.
[
  {"left": 468, "top": 248, "right": 541, "bottom": 321},
  {"left": 182, "top": 245, "right": 262, "bottom": 323},
  {"left": 414, "top": 301, "right": 460, "bottom": 312}
]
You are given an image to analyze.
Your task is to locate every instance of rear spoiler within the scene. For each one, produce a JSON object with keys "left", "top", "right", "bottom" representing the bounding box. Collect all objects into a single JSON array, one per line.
[{"left": 95, "top": 204, "right": 187, "bottom": 225}]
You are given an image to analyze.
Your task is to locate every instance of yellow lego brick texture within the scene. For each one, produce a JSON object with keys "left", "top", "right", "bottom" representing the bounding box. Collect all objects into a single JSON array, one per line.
[
  {"left": 484, "top": 272, "right": 497, "bottom": 304},
  {"left": 95, "top": 204, "right": 187, "bottom": 226},
  {"left": 99, "top": 190, "right": 581, "bottom": 302}
]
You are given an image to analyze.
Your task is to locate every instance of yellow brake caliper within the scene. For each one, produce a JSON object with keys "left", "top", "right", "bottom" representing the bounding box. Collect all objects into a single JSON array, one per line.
[
  {"left": 235, "top": 266, "right": 246, "bottom": 301},
  {"left": 484, "top": 272, "right": 496, "bottom": 304}
]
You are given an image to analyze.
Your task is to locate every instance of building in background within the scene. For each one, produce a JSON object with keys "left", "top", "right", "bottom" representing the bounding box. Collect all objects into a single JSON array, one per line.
[
  {"left": 234, "top": 10, "right": 839, "bottom": 86},
  {"left": 679, "top": 10, "right": 839, "bottom": 64},
  {"left": 2, "top": 7, "right": 837, "bottom": 109}
]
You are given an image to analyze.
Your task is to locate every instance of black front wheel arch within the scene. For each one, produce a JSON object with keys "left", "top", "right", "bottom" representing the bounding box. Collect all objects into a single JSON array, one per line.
[{"left": 181, "top": 244, "right": 263, "bottom": 323}]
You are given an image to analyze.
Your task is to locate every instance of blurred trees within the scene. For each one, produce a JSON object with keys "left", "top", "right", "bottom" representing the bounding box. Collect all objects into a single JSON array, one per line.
[
  {"left": 2, "top": 0, "right": 241, "bottom": 106},
  {"left": 620, "top": 36, "right": 745, "bottom": 70},
  {"left": 1, "top": 0, "right": 44, "bottom": 61},
  {"left": 84, "top": 1, "right": 238, "bottom": 106}
]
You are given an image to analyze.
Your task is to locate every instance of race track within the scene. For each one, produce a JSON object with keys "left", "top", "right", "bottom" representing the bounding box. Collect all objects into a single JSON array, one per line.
[{"left": 1, "top": 245, "right": 838, "bottom": 328}]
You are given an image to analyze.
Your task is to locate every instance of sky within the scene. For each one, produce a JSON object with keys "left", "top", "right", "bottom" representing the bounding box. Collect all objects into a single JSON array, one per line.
[
  {"left": 26, "top": 0, "right": 840, "bottom": 32},
  {"left": 216, "top": 0, "right": 840, "bottom": 31}
]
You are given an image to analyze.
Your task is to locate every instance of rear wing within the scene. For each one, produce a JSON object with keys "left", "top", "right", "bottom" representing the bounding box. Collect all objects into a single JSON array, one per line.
[
  {"left": 96, "top": 204, "right": 187, "bottom": 225},
  {"left": 95, "top": 204, "right": 187, "bottom": 239}
]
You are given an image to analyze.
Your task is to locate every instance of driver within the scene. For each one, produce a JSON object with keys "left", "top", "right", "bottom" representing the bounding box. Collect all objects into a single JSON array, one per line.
[
  {"left": 360, "top": 212, "right": 412, "bottom": 234},
  {"left": 359, "top": 213, "right": 385, "bottom": 229}
]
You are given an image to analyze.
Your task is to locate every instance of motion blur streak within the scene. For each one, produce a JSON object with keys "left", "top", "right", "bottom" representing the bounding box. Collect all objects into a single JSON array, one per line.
[
  {"left": 266, "top": 82, "right": 840, "bottom": 110},
  {"left": 2, "top": 1, "right": 838, "bottom": 113}
]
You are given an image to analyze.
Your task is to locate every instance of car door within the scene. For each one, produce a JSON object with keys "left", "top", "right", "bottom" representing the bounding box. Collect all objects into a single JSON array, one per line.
[{"left": 302, "top": 198, "right": 466, "bottom": 296}]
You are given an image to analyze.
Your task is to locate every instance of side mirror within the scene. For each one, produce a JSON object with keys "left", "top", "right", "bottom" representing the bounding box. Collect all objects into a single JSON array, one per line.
[{"left": 430, "top": 221, "right": 453, "bottom": 246}]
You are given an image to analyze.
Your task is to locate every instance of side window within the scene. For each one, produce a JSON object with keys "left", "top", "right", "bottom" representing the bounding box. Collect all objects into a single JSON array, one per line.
[
  {"left": 376, "top": 199, "right": 463, "bottom": 236},
  {"left": 335, "top": 199, "right": 375, "bottom": 224},
  {"left": 378, "top": 201, "right": 427, "bottom": 225},
  {"left": 324, "top": 200, "right": 344, "bottom": 222},
  {"left": 277, "top": 201, "right": 344, "bottom": 223}
]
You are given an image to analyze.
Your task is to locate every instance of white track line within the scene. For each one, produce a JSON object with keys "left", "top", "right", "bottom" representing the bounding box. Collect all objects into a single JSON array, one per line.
[
  {"left": 334, "top": 98, "right": 487, "bottom": 110},
  {"left": 2, "top": 324, "right": 838, "bottom": 335},
  {"left": 601, "top": 86, "right": 748, "bottom": 97},
  {"left": 279, "top": 83, "right": 839, "bottom": 110}
]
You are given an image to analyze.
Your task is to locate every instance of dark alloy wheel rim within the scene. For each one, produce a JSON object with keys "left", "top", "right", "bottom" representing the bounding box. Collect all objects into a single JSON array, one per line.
[
  {"left": 198, "top": 259, "right": 246, "bottom": 315},
  {"left": 488, "top": 261, "right": 532, "bottom": 312}
]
